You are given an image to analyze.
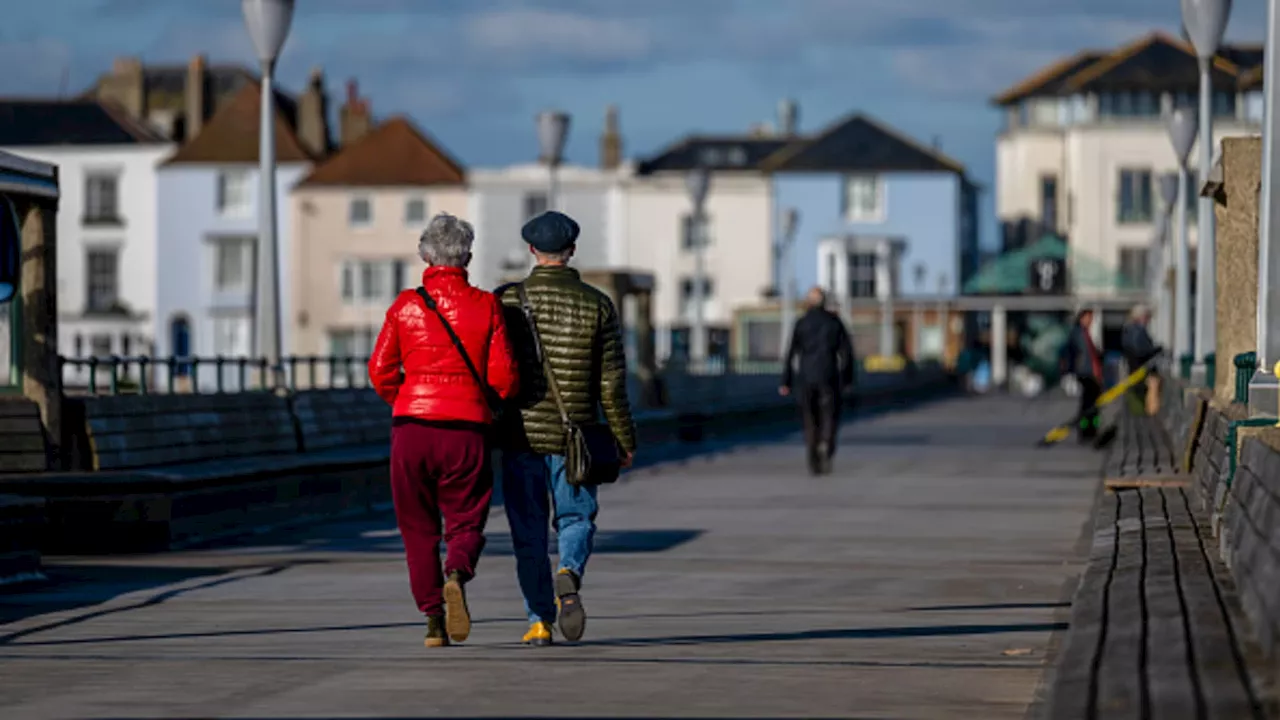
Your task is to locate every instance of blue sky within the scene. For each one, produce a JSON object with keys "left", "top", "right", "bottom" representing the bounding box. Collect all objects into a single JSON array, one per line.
[{"left": 0, "top": 0, "right": 1268, "bottom": 249}]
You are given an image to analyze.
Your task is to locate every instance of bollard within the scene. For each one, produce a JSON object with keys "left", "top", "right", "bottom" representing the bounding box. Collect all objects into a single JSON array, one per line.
[
  {"left": 1234, "top": 352, "right": 1257, "bottom": 404},
  {"left": 1180, "top": 354, "right": 1194, "bottom": 381}
]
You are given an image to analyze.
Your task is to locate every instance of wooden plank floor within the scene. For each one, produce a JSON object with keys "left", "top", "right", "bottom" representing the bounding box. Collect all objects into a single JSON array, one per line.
[{"left": 1047, "top": 487, "right": 1268, "bottom": 719}]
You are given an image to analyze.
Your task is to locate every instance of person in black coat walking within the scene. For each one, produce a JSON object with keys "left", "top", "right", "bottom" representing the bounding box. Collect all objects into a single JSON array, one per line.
[{"left": 780, "top": 287, "right": 856, "bottom": 475}]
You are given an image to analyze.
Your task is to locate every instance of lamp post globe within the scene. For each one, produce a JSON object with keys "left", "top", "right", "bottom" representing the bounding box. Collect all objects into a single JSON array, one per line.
[
  {"left": 685, "top": 165, "right": 712, "bottom": 362},
  {"left": 686, "top": 166, "right": 711, "bottom": 210},
  {"left": 241, "top": 0, "right": 295, "bottom": 65},
  {"left": 536, "top": 111, "right": 570, "bottom": 213},
  {"left": 1181, "top": 0, "right": 1232, "bottom": 59},
  {"left": 1167, "top": 108, "right": 1198, "bottom": 167},
  {"left": 1160, "top": 172, "right": 1180, "bottom": 209},
  {"left": 778, "top": 208, "right": 801, "bottom": 359}
]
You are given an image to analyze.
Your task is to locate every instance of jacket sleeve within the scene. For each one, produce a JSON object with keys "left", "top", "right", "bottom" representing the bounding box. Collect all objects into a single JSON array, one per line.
[
  {"left": 598, "top": 297, "right": 638, "bottom": 454},
  {"left": 368, "top": 304, "right": 403, "bottom": 406},
  {"left": 485, "top": 295, "right": 520, "bottom": 400},
  {"left": 837, "top": 321, "right": 856, "bottom": 388}
]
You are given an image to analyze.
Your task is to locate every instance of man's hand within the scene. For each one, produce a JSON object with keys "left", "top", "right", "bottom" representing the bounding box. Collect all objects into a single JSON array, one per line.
[
  {"left": 620, "top": 451, "right": 634, "bottom": 468},
  {"left": 778, "top": 386, "right": 791, "bottom": 397}
]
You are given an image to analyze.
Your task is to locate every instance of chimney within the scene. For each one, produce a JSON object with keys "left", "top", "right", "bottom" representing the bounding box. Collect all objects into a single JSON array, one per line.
[
  {"left": 778, "top": 99, "right": 798, "bottom": 137},
  {"left": 339, "top": 79, "right": 372, "bottom": 146},
  {"left": 96, "top": 56, "right": 145, "bottom": 120},
  {"left": 185, "top": 54, "right": 207, "bottom": 141},
  {"left": 600, "top": 105, "right": 622, "bottom": 170},
  {"left": 297, "top": 67, "right": 330, "bottom": 157}
]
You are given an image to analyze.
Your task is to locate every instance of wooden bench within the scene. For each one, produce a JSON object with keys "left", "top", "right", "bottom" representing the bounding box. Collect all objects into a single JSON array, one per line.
[
  {"left": 0, "top": 398, "right": 47, "bottom": 473},
  {"left": 292, "top": 389, "right": 389, "bottom": 452},
  {"left": 1046, "top": 486, "right": 1268, "bottom": 719},
  {"left": 1102, "top": 412, "right": 1189, "bottom": 490}
]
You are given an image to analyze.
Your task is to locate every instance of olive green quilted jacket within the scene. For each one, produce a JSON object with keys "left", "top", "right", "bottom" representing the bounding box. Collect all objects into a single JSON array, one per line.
[{"left": 495, "top": 265, "right": 637, "bottom": 456}]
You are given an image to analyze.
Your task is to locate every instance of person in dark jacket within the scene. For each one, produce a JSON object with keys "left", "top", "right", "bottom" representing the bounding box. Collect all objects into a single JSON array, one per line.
[
  {"left": 1061, "top": 309, "right": 1104, "bottom": 441},
  {"left": 780, "top": 287, "right": 856, "bottom": 475},
  {"left": 1121, "top": 304, "right": 1162, "bottom": 415},
  {"left": 495, "top": 211, "right": 637, "bottom": 647}
]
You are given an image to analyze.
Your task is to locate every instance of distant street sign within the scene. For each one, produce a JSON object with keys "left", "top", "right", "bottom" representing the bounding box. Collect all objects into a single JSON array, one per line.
[{"left": 1028, "top": 257, "right": 1067, "bottom": 295}]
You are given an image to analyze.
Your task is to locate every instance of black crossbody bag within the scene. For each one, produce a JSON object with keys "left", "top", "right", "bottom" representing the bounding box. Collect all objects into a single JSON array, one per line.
[
  {"left": 415, "top": 288, "right": 506, "bottom": 421},
  {"left": 515, "top": 284, "right": 622, "bottom": 487}
]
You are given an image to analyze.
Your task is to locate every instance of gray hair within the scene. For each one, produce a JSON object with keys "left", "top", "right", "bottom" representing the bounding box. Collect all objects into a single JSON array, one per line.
[
  {"left": 418, "top": 212, "right": 474, "bottom": 267},
  {"left": 1130, "top": 303, "right": 1151, "bottom": 321},
  {"left": 534, "top": 246, "right": 574, "bottom": 264}
]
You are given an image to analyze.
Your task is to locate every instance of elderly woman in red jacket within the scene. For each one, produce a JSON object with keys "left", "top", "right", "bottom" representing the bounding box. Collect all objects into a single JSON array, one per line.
[{"left": 368, "top": 212, "right": 518, "bottom": 648}]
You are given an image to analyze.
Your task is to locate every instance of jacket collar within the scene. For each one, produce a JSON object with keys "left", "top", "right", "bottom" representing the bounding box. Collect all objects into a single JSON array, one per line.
[
  {"left": 422, "top": 265, "right": 469, "bottom": 286},
  {"left": 529, "top": 264, "right": 579, "bottom": 280}
]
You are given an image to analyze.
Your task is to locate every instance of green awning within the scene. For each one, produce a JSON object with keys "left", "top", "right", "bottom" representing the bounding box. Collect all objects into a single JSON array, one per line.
[{"left": 963, "top": 233, "right": 1141, "bottom": 294}]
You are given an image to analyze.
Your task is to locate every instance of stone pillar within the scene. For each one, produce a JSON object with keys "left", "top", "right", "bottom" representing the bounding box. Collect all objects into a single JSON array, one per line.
[
  {"left": 17, "top": 199, "right": 60, "bottom": 455},
  {"left": 991, "top": 304, "right": 1007, "bottom": 389},
  {"left": 1207, "top": 137, "right": 1262, "bottom": 404}
]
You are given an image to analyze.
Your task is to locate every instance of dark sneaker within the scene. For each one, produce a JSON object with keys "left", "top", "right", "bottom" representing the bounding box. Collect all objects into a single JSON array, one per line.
[
  {"left": 424, "top": 615, "right": 449, "bottom": 648},
  {"left": 555, "top": 568, "right": 586, "bottom": 642},
  {"left": 443, "top": 571, "right": 471, "bottom": 643}
]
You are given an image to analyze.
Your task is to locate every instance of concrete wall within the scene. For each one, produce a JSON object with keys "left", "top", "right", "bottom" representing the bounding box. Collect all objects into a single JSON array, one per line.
[
  {"left": 288, "top": 185, "right": 468, "bottom": 358},
  {"left": 1210, "top": 136, "right": 1262, "bottom": 403},
  {"left": 155, "top": 162, "right": 308, "bottom": 388},
  {"left": 775, "top": 172, "right": 962, "bottom": 297}
]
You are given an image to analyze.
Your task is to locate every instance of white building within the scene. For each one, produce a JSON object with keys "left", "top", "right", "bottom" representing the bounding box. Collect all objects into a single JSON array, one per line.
[
  {"left": 467, "top": 162, "right": 626, "bottom": 291},
  {"left": 154, "top": 78, "right": 326, "bottom": 390},
  {"left": 0, "top": 99, "right": 172, "bottom": 385},
  {"left": 993, "top": 32, "right": 1262, "bottom": 299}
]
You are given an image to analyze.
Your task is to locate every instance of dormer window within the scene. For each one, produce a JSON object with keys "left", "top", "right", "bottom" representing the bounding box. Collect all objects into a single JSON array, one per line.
[
  {"left": 727, "top": 147, "right": 747, "bottom": 166},
  {"left": 698, "top": 147, "right": 724, "bottom": 166}
]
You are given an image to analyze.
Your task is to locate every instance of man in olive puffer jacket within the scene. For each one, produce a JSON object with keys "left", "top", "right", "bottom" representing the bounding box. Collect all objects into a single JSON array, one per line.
[{"left": 495, "top": 210, "right": 637, "bottom": 646}]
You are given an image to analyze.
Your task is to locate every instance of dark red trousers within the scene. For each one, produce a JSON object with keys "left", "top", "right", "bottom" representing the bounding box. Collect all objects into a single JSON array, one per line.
[{"left": 389, "top": 421, "right": 492, "bottom": 616}]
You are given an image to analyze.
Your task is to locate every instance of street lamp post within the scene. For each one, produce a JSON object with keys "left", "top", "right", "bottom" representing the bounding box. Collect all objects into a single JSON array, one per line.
[
  {"left": 876, "top": 239, "right": 894, "bottom": 358},
  {"left": 536, "top": 111, "right": 570, "bottom": 212},
  {"left": 1168, "top": 107, "right": 1198, "bottom": 366},
  {"left": 1182, "top": 0, "right": 1232, "bottom": 385},
  {"left": 778, "top": 208, "right": 800, "bottom": 360},
  {"left": 1154, "top": 172, "right": 1180, "bottom": 347},
  {"left": 241, "top": 0, "right": 294, "bottom": 383},
  {"left": 1250, "top": 0, "right": 1280, "bottom": 416},
  {"left": 685, "top": 166, "right": 711, "bottom": 363}
]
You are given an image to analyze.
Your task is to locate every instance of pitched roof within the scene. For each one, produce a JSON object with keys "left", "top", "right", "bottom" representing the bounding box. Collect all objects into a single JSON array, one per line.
[
  {"left": 297, "top": 116, "right": 464, "bottom": 187},
  {"left": 0, "top": 99, "right": 167, "bottom": 146},
  {"left": 635, "top": 136, "right": 793, "bottom": 174},
  {"left": 992, "top": 32, "right": 1263, "bottom": 105},
  {"left": 759, "top": 113, "right": 965, "bottom": 175},
  {"left": 164, "top": 82, "right": 312, "bottom": 165}
]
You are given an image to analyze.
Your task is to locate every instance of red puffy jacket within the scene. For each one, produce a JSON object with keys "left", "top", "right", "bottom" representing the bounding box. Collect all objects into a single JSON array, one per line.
[{"left": 368, "top": 266, "right": 518, "bottom": 423}]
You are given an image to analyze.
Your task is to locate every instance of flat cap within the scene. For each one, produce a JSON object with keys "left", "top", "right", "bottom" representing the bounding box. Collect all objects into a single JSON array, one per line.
[{"left": 521, "top": 210, "right": 580, "bottom": 253}]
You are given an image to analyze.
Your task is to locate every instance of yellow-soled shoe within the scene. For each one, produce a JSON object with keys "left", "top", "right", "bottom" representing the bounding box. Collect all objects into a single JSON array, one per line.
[
  {"left": 424, "top": 616, "right": 449, "bottom": 648},
  {"left": 442, "top": 572, "right": 471, "bottom": 643},
  {"left": 522, "top": 621, "right": 554, "bottom": 647}
]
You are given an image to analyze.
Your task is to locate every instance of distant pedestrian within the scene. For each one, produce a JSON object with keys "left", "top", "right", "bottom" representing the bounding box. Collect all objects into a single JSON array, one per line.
[
  {"left": 496, "top": 210, "right": 637, "bottom": 646},
  {"left": 780, "top": 287, "right": 856, "bottom": 475},
  {"left": 1061, "top": 308, "right": 1104, "bottom": 442},
  {"left": 368, "top": 213, "right": 519, "bottom": 648},
  {"left": 1121, "top": 304, "right": 1162, "bottom": 415}
]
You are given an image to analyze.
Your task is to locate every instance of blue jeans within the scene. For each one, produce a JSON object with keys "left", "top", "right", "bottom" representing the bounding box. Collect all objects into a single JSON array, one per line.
[{"left": 502, "top": 452, "right": 599, "bottom": 624}]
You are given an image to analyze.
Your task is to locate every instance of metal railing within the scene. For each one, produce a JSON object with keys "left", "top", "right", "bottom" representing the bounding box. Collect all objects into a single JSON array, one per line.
[{"left": 59, "top": 355, "right": 373, "bottom": 395}]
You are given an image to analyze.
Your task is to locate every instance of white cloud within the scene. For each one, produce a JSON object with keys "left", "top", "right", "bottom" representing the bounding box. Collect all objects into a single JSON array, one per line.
[{"left": 465, "top": 9, "right": 653, "bottom": 64}]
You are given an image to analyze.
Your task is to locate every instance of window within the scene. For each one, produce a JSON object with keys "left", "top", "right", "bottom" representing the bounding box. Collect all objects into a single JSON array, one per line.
[
  {"left": 328, "top": 328, "right": 377, "bottom": 358},
  {"left": 523, "top": 192, "right": 549, "bottom": 219},
  {"left": 121, "top": 334, "right": 131, "bottom": 357},
  {"left": 85, "top": 248, "right": 119, "bottom": 313},
  {"left": 404, "top": 197, "right": 427, "bottom": 225},
  {"left": 212, "top": 315, "right": 251, "bottom": 356},
  {"left": 843, "top": 175, "right": 883, "bottom": 221},
  {"left": 216, "top": 170, "right": 252, "bottom": 217},
  {"left": 680, "top": 214, "right": 711, "bottom": 250},
  {"left": 90, "top": 335, "right": 112, "bottom": 358},
  {"left": 84, "top": 172, "right": 120, "bottom": 223},
  {"left": 678, "top": 277, "right": 714, "bottom": 318},
  {"left": 848, "top": 252, "right": 877, "bottom": 298},
  {"left": 213, "top": 236, "right": 254, "bottom": 293},
  {"left": 1116, "top": 169, "right": 1154, "bottom": 224},
  {"left": 349, "top": 197, "right": 372, "bottom": 227},
  {"left": 1118, "top": 247, "right": 1149, "bottom": 289},
  {"left": 341, "top": 259, "right": 399, "bottom": 304},
  {"left": 1175, "top": 91, "right": 1239, "bottom": 119},
  {"left": 1040, "top": 175, "right": 1058, "bottom": 230},
  {"left": 1098, "top": 91, "right": 1160, "bottom": 119}
]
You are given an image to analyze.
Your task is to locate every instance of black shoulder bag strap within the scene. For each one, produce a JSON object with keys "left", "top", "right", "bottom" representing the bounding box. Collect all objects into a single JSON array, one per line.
[
  {"left": 415, "top": 287, "right": 503, "bottom": 413},
  {"left": 514, "top": 283, "right": 573, "bottom": 429}
]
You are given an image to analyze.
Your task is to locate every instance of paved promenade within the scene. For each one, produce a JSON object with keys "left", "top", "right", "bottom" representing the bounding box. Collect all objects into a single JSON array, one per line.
[{"left": 0, "top": 395, "right": 1100, "bottom": 719}]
